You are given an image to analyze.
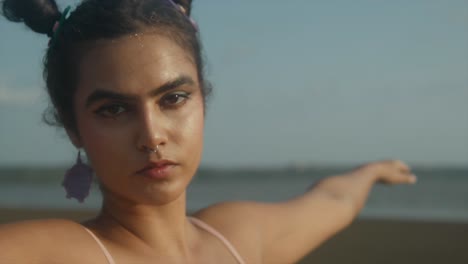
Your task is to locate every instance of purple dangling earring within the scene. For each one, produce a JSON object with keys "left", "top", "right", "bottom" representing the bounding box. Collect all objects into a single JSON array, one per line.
[{"left": 62, "top": 150, "right": 93, "bottom": 203}]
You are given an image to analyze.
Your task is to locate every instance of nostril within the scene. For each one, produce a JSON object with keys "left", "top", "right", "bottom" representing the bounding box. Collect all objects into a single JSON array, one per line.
[{"left": 141, "top": 144, "right": 160, "bottom": 154}]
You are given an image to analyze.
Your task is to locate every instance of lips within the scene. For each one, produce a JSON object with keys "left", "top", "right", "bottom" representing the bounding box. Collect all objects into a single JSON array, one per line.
[{"left": 136, "top": 160, "right": 177, "bottom": 179}]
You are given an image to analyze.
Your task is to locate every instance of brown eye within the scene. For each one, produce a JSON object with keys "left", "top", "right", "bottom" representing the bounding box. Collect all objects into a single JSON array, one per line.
[
  {"left": 106, "top": 105, "right": 125, "bottom": 115},
  {"left": 161, "top": 92, "right": 191, "bottom": 107},
  {"left": 94, "top": 104, "right": 127, "bottom": 118}
]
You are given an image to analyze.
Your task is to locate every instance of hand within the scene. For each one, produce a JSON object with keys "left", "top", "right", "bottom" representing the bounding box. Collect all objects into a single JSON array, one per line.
[{"left": 350, "top": 159, "right": 417, "bottom": 185}]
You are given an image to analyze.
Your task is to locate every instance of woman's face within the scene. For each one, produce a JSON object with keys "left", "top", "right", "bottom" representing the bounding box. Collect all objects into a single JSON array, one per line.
[{"left": 71, "top": 34, "right": 204, "bottom": 205}]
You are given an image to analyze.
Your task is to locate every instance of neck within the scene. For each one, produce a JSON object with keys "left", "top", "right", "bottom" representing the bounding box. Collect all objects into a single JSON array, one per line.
[{"left": 87, "top": 191, "right": 195, "bottom": 259}]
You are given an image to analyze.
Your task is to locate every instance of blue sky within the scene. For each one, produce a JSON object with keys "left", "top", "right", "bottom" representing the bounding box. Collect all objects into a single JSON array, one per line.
[{"left": 0, "top": 0, "right": 467, "bottom": 167}]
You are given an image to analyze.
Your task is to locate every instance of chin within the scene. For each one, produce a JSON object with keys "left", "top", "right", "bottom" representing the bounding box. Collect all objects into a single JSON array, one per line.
[{"left": 131, "top": 178, "right": 188, "bottom": 206}]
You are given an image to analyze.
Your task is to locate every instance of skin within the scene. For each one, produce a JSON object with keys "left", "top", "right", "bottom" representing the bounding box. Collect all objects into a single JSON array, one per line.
[
  {"left": 73, "top": 34, "right": 204, "bottom": 208},
  {"left": 0, "top": 33, "right": 417, "bottom": 264},
  {"left": 72, "top": 34, "right": 215, "bottom": 263}
]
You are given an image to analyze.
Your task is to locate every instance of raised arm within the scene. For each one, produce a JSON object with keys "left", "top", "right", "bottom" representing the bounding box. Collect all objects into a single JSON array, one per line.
[
  {"left": 256, "top": 159, "right": 417, "bottom": 263},
  {"left": 195, "top": 159, "right": 416, "bottom": 264}
]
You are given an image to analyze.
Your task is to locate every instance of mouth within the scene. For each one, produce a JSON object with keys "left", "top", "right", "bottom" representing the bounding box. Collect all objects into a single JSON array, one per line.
[{"left": 136, "top": 160, "right": 177, "bottom": 179}]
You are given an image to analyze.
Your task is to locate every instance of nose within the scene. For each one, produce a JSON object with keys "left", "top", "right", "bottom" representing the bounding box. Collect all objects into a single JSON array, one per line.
[{"left": 136, "top": 106, "right": 168, "bottom": 153}]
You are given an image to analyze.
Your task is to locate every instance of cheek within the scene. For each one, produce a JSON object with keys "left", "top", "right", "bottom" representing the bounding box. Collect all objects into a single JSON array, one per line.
[
  {"left": 180, "top": 101, "right": 205, "bottom": 162},
  {"left": 76, "top": 115, "right": 132, "bottom": 169}
]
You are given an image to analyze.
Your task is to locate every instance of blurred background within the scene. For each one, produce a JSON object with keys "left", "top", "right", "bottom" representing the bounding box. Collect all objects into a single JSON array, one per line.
[{"left": 0, "top": 0, "right": 467, "bottom": 263}]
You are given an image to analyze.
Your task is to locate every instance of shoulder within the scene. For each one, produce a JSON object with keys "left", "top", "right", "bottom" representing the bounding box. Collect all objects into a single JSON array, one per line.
[
  {"left": 0, "top": 219, "right": 98, "bottom": 263},
  {"left": 0, "top": 218, "right": 84, "bottom": 242},
  {"left": 191, "top": 201, "right": 270, "bottom": 262},
  {"left": 191, "top": 195, "right": 351, "bottom": 264},
  {"left": 192, "top": 200, "right": 267, "bottom": 236}
]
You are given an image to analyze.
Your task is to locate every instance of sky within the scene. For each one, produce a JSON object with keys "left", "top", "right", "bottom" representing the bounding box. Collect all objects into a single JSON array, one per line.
[{"left": 0, "top": 0, "right": 467, "bottom": 168}]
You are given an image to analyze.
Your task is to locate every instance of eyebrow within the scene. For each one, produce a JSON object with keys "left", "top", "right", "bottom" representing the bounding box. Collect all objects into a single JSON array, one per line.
[{"left": 85, "top": 75, "right": 195, "bottom": 108}]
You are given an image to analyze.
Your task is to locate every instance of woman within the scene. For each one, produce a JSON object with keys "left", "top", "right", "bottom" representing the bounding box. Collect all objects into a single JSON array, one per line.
[{"left": 0, "top": 0, "right": 417, "bottom": 263}]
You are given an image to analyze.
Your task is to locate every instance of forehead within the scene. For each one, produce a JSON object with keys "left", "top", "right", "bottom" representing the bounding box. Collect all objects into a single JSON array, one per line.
[{"left": 76, "top": 34, "right": 198, "bottom": 95}]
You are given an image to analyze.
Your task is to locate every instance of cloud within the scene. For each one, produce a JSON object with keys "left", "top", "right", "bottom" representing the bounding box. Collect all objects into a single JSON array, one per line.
[{"left": 0, "top": 86, "right": 40, "bottom": 105}]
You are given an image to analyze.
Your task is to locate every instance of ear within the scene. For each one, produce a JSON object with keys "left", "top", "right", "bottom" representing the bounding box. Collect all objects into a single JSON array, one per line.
[{"left": 65, "top": 129, "right": 83, "bottom": 148}]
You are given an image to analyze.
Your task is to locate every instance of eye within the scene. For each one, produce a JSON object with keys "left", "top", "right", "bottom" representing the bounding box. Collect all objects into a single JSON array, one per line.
[
  {"left": 161, "top": 92, "right": 191, "bottom": 107},
  {"left": 94, "top": 103, "right": 128, "bottom": 118}
]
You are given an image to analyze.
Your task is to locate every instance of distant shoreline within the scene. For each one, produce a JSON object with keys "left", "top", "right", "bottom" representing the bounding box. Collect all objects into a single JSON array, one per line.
[{"left": 1, "top": 165, "right": 467, "bottom": 183}]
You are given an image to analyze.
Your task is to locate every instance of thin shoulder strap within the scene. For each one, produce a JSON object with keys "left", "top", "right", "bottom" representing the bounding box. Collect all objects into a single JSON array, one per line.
[
  {"left": 84, "top": 228, "right": 117, "bottom": 264},
  {"left": 188, "top": 217, "right": 246, "bottom": 264}
]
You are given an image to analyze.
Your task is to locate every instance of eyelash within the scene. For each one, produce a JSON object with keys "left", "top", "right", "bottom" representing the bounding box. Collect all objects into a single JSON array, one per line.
[
  {"left": 161, "top": 91, "right": 192, "bottom": 108},
  {"left": 93, "top": 91, "right": 192, "bottom": 118},
  {"left": 93, "top": 102, "right": 129, "bottom": 118}
]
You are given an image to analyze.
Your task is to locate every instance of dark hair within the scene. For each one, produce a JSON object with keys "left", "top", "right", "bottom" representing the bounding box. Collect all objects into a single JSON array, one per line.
[{"left": 2, "top": 0, "right": 211, "bottom": 133}]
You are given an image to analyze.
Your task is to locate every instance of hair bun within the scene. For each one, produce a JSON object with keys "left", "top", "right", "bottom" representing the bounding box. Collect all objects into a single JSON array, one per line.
[{"left": 2, "top": 0, "right": 61, "bottom": 37}]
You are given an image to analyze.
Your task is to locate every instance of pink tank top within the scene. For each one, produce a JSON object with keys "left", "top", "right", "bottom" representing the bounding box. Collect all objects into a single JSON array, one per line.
[{"left": 84, "top": 217, "right": 246, "bottom": 264}]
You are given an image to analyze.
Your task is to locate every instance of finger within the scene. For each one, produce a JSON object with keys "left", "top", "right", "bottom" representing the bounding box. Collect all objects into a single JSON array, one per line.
[
  {"left": 388, "top": 159, "right": 411, "bottom": 174},
  {"left": 395, "top": 172, "right": 417, "bottom": 184},
  {"left": 407, "top": 173, "right": 417, "bottom": 184}
]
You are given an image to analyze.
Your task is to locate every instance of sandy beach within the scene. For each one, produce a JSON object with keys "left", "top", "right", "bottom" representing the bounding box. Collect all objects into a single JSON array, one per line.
[
  {"left": 1, "top": 208, "right": 467, "bottom": 264},
  {"left": 299, "top": 217, "right": 468, "bottom": 264}
]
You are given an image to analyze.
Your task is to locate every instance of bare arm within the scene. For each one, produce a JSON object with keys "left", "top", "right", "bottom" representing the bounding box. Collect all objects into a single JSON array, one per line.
[
  {"left": 196, "top": 160, "right": 416, "bottom": 264},
  {"left": 305, "top": 160, "right": 415, "bottom": 219},
  {"left": 258, "top": 159, "right": 417, "bottom": 263}
]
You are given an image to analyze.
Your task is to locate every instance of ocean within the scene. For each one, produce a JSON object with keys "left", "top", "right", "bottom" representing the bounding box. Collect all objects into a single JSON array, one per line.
[{"left": 0, "top": 166, "right": 467, "bottom": 222}]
